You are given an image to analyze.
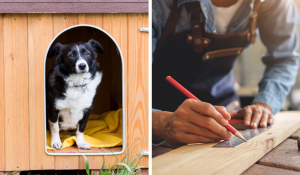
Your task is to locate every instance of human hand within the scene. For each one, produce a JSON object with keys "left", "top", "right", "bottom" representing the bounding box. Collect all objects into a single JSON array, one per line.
[
  {"left": 229, "top": 103, "right": 273, "bottom": 128},
  {"left": 152, "top": 99, "right": 232, "bottom": 146}
]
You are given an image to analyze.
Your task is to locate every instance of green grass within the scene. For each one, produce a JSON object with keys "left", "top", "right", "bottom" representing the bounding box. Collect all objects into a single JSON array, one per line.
[{"left": 82, "top": 149, "right": 143, "bottom": 175}]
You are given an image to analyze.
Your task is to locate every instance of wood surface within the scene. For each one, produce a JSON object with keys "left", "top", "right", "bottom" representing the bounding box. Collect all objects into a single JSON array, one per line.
[
  {"left": 127, "top": 13, "right": 149, "bottom": 167},
  {"left": 0, "top": 14, "right": 5, "bottom": 171},
  {"left": 0, "top": 3, "right": 148, "bottom": 13},
  {"left": 3, "top": 14, "right": 30, "bottom": 171},
  {"left": 28, "top": 14, "right": 55, "bottom": 170},
  {"left": 153, "top": 111, "right": 300, "bottom": 175}
]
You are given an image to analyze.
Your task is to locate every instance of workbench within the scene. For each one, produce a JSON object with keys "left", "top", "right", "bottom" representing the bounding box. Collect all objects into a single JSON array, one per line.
[{"left": 153, "top": 111, "right": 300, "bottom": 175}]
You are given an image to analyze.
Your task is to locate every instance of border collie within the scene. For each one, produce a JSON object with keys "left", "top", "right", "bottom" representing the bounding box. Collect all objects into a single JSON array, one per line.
[{"left": 46, "top": 39, "right": 104, "bottom": 150}]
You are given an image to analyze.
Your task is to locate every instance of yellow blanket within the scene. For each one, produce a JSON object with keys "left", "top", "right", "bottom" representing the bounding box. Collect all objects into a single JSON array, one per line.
[{"left": 46, "top": 108, "right": 123, "bottom": 150}]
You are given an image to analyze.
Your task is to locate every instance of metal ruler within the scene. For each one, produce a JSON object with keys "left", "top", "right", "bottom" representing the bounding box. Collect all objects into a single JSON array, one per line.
[{"left": 213, "top": 126, "right": 271, "bottom": 148}]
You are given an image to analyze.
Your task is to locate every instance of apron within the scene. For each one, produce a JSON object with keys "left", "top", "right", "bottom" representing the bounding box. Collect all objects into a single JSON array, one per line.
[{"left": 152, "top": 0, "right": 262, "bottom": 112}]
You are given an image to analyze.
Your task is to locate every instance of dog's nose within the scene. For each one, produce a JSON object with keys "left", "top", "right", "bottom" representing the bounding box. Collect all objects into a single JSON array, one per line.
[{"left": 79, "top": 63, "right": 86, "bottom": 70}]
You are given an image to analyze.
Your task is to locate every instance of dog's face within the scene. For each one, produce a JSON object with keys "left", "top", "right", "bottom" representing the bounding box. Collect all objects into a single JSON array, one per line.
[{"left": 47, "top": 39, "right": 104, "bottom": 73}]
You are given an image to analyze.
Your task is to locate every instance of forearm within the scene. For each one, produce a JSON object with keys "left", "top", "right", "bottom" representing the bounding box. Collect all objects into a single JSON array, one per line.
[
  {"left": 253, "top": 60, "right": 299, "bottom": 114},
  {"left": 255, "top": 0, "right": 299, "bottom": 114}
]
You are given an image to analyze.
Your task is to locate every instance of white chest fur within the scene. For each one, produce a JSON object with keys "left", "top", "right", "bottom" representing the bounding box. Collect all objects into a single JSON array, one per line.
[{"left": 55, "top": 72, "right": 102, "bottom": 130}]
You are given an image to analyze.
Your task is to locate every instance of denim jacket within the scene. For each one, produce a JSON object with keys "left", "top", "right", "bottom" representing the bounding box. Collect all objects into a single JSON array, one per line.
[{"left": 152, "top": 0, "right": 299, "bottom": 114}]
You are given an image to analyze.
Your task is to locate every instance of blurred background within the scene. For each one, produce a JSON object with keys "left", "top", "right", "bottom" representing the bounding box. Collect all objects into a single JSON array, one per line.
[{"left": 233, "top": 0, "right": 300, "bottom": 111}]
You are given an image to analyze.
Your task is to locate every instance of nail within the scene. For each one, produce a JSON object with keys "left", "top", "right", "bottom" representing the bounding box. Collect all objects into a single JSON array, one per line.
[
  {"left": 252, "top": 123, "right": 257, "bottom": 128},
  {"left": 269, "top": 119, "right": 273, "bottom": 123},
  {"left": 222, "top": 119, "right": 228, "bottom": 125},
  {"left": 245, "top": 121, "right": 250, "bottom": 126}
]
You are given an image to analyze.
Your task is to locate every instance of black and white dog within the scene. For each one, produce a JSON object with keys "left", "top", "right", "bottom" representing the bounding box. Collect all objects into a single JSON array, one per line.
[{"left": 46, "top": 39, "right": 104, "bottom": 150}]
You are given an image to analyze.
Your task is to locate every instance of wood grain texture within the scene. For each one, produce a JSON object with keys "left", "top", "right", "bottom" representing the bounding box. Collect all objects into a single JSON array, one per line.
[
  {"left": 0, "top": 3, "right": 148, "bottom": 13},
  {"left": 0, "top": 14, "right": 5, "bottom": 171},
  {"left": 3, "top": 14, "right": 29, "bottom": 171},
  {"left": 153, "top": 111, "right": 300, "bottom": 175},
  {"left": 52, "top": 14, "right": 79, "bottom": 170},
  {"left": 127, "top": 13, "right": 149, "bottom": 167},
  {"left": 28, "top": 14, "right": 55, "bottom": 170}
]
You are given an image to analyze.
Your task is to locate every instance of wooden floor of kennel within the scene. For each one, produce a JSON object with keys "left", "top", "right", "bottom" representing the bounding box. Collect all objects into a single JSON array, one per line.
[{"left": 0, "top": 12, "right": 149, "bottom": 171}]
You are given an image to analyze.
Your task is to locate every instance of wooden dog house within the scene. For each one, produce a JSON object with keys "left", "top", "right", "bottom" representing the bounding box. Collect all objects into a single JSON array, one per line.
[
  {"left": 45, "top": 25, "right": 126, "bottom": 155},
  {"left": 0, "top": 0, "right": 148, "bottom": 172}
]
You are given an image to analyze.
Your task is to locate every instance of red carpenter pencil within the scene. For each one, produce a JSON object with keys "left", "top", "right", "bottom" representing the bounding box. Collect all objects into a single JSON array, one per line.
[{"left": 165, "top": 76, "right": 247, "bottom": 142}]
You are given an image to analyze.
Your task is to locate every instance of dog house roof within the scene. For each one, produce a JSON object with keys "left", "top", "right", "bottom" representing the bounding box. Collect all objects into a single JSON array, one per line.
[{"left": 0, "top": 0, "right": 148, "bottom": 13}]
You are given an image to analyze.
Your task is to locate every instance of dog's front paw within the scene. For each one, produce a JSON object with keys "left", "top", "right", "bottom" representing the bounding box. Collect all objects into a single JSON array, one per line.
[
  {"left": 51, "top": 139, "right": 62, "bottom": 150},
  {"left": 77, "top": 141, "right": 91, "bottom": 150}
]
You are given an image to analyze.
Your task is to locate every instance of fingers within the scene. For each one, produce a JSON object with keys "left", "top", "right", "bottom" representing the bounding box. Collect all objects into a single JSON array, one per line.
[
  {"left": 260, "top": 112, "right": 268, "bottom": 127},
  {"left": 251, "top": 107, "right": 262, "bottom": 128},
  {"left": 182, "top": 122, "right": 231, "bottom": 140},
  {"left": 243, "top": 106, "right": 252, "bottom": 126},
  {"left": 182, "top": 99, "right": 228, "bottom": 126},
  {"left": 214, "top": 106, "right": 231, "bottom": 120},
  {"left": 242, "top": 104, "right": 273, "bottom": 128},
  {"left": 268, "top": 114, "right": 274, "bottom": 124},
  {"left": 189, "top": 114, "right": 231, "bottom": 139}
]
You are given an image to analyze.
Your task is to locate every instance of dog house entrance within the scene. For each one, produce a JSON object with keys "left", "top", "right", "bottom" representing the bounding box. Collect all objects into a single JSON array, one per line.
[{"left": 44, "top": 25, "right": 125, "bottom": 155}]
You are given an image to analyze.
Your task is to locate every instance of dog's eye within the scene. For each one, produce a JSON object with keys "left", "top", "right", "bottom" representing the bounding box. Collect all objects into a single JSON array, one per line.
[
  {"left": 84, "top": 52, "right": 89, "bottom": 56},
  {"left": 70, "top": 54, "right": 74, "bottom": 57}
]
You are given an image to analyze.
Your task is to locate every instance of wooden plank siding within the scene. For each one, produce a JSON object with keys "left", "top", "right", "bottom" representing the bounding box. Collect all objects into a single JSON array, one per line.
[
  {"left": 0, "top": 13, "right": 148, "bottom": 171},
  {"left": 0, "top": 14, "right": 5, "bottom": 171},
  {"left": 3, "top": 14, "right": 30, "bottom": 171},
  {"left": 127, "top": 13, "right": 149, "bottom": 167},
  {"left": 28, "top": 14, "right": 55, "bottom": 170}
]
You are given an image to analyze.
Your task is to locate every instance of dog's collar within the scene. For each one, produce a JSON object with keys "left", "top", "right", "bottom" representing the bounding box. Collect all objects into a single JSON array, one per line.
[{"left": 72, "top": 84, "right": 88, "bottom": 91}]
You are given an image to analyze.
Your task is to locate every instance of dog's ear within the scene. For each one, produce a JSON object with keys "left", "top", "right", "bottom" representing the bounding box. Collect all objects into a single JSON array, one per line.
[
  {"left": 47, "top": 43, "right": 62, "bottom": 58},
  {"left": 88, "top": 39, "right": 104, "bottom": 54}
]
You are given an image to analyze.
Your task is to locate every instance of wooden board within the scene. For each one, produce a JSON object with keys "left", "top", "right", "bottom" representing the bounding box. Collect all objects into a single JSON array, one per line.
[
  {"left": 127, "top": 13, "right": 149, "bottom": 167},
  {"left": 3, "top": 14, "right": 30, "bottom": 171},
  {"left": 28, "top": 14, "right": 55, "bottom": 170},
  {"left": 153, "top": 111, "right": 300, "bottom": 175},
  {"left": 0, "top": 14, "right": 5, "bottom": 171},
  {"left": 52, "top": 14, "right": 79, "bottom": 170}
]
